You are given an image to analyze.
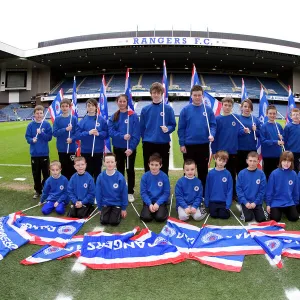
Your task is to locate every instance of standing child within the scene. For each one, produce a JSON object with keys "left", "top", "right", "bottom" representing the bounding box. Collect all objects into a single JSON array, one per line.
[
  {"left": 68, "top": 156, "right": 95, "bottom": 218},
  {"left": 260, "top": 105, "right": 284, "bottom": 180},
  {"left": 205, "top": 150, "right": 233, "bottom": 219},
  {"left": 175, "top": 159, "right": 206, "bottom": 221},
  {"left": 140, "top": 153, "right": 170, "bottom": 222},
  {"left": 140, "top": 82, "right": 176, "bottom": 176},
  {"left": 283, "top": 108, "right": 300, "bottom": 173},
  {"left": 108, "top": 94, "right": 140, "bottom": 203},
  {"left": 39, "top": 161, "right": 69, "bottom": 215},
  {"left": 236, "top": 152, "right": 267, "bottom": 223},
  {"left": 78, "top": 98, "right": 108, "bottom": 181},
  {"left": 25, "top": 105, "right": 52, "bottom": 199},
  {"left": 266, "top": 151, "right": 299, "bottom": 222},
  {"left": 53, "top": 98, "right": 78, "bottom": 180},
  {"left": 96, "top": 153, "right": 128, "bottom": 226}
]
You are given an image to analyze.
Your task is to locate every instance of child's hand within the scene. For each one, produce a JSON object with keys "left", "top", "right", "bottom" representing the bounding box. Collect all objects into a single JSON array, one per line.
[
  {"left": 38, "top": 202, "right": 42, "bottom": 206},
  {"left": 33, "top": 137, "right": 37, "bottom": 143},
  {"left": 245, "top": 202, "right": 252, "bottom": 209},
  {"left": 160, "top": 126, "right": 168, "bottom": 133},
  {"left": 190, "top": 207, "right": 197, "bottom": 214},
  {"left": 252, "top": 124, "right": 257, "bottom": 131},
  {"left": 278, "top": 134, "right": 283, "bottom": 140},
  {"left": 250, "top": 203, "right": 256, "bottom": 209},
  {"left": 278, "top": 140, "right": 284, "bottom": 146},
  {"left": 89, "top": 129, "right": 99, "bottom": 136},
  {"left": 266, "top": 206, "right": 271, "bottom": 214},
  {"left": 75, "top": 201, "right": 83, "bottom": 208},
  {"left": 180, "top": 146, "right": 187, "bottom": 154},
  {"left": 125, "top": 149, "right": 133, "bottom": 157},
  {"left": 208, "top": 135, "right": 214, "bottom": 142},
  {"left": 66, "top": 138, "right": 72, "bottom": 144},
  {"left": 153, "top": 203, "right": 159, "bottom": 211},
  {"left": 244, "top": 127, "right": 250, "bottom": 134},
  {"left": 124, "top": 134, "right": 131, "bottom": 141},
  {"left": 54, "top": 202, "right": 59, "bottom": 208},
  {"left": 66, "top": 124, "right": 72, "bottom": 131},
  {"left": 121, "top": 210, "right": 127, "bottom": 218},
  {"left": 185, "top": 207, "right": 191, "bottom": 215},
  {"left": 36, "top": 128, "right": 41, "bottom": 134},
  {"left": 149, "top": 204, "right": 155, "bottom": 213}
]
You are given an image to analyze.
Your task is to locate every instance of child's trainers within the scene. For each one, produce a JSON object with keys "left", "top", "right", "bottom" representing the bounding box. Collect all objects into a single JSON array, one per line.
[{"left": 33, "top": 192, "right": 40, "bottom": 199}]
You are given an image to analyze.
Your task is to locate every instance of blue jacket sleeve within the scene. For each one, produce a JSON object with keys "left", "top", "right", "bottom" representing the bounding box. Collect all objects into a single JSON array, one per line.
[
  {"left": 70, "top": 117, "right": 79, "bottom": 141},
  {"left": 82, "top": 177, "right": 95, "bottom": 205},
  {"left": 129, "top": 114, "right": 140, "bottom": 150},
  {"left": 108, "top": 115, "right": 124, "bottom": 139},
  {"left": 140, "top": 109, "right": 145, "bottom": 140},
  {"left": 166, "top": 106, "right": 176, "bottom": 134},
  {"left": 255, "top": 173, "right": 267, "bottom": 205},
  {"left": 266, "top": 173, "right": 275, "bottom": 206},
  {"left": 140, "top": 175, "right": 151, "bottom": 206},
  {"left": 40, "top": 179, "right": 51, "bottom": 203},
  {"left": 39, "top": 123, "right": 52, "bottom": 142},
  {"left": 95, "top": 174, "right": 103, "bottom": 210},
  {"left": 98, "top": 117, "right": 108, "bottom": 140},
  {"left": 236, "top": 173, "right": 248, "bottom": 205},
  {"left": 57, "top": 178, "right": 69, "bottom": 204},
  {"left": 208, "top": 109, "right": 217, "bottom": 137},
  {"left": 53, "top": 119, "right": 66, "bottom": 138},
  {"left": 175, "top": 180, "right": 188, "bottom": 209},
  {"left": 260, "top": 125, "right": 278, "bottom": 146},
  {"left": 68, "top": 177, "right": 78, "bottom": 204},
  {"left": 192, "top": 182, "right": 203, "bottom": 209},
  {"left": 120, "top": 177, "right": 128, "bottom": 210},
  {"left": 226, "top": 173, "right": 233, "bottom": 209},
  {"left": 204, "top": 173, "right": 211, "bottom": 207},
  {"left": 25, "top": 123, "right": 34, "bottom": 145},
  {"left": 292, "top": 172, "right": 299, "bottom": 205},
  {"left": 157, "top": 176, "right": 170, "bottom": 205},
  {"left": 177, "top": 109, "right": 186, "bottom": 147}
]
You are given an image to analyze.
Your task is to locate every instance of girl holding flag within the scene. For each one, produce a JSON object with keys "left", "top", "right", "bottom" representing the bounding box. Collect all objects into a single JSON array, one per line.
[
  {"left": 53, "top": 98, "right": 78, "bottom": 180},
  {"left": 237, "top": 99, "right": 261, "bottom": 173},
  {"left": 78, "top": 98, "right": 108, "bottom": 181},
  {"left": 108, "top": 94, "right": 140, "bottom": 203}
]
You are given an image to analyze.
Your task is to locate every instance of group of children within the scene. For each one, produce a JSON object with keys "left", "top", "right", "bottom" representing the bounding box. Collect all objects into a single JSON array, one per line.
[{"left": 24, "top": 82, "right": 300, "bottom": 225}]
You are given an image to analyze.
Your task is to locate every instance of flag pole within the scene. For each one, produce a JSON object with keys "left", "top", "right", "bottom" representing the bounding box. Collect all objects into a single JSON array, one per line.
[
  {"left": 275, "top": 122, "right": 285, "bottom": 151},
  {"left": 162, "top": 96, "right": 165, "bottom": 127},
  {"left": 251, "top": 114, "right": 257, "bottom": 141},
  {"left": 21, "top": 203, "right": 42, "bottom": 213},
  {"left": 35, "top": 110, "right": 49, "bottom": 139},
  {"left": 231, "top": 113, "right": 250, "bottom": 134},
  {"left": 126, "top": 113, "right": 130, "bottom": 170},
  {"left": 67, "top": 113, "right": 72, "bottom": 154},
  {"left": 168, "top": 194, "right": 174, "bottom": 217},
  {"left": 91, "top": 116, "right": 98, "bottom": 157},
  {"left": 131, "top": 203, "right": 149, "bottom": 229}
]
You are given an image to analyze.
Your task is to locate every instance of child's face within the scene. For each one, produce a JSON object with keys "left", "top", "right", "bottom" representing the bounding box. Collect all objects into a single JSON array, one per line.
[
  {"left": 267, "top": 109, "right": 277, "bottom": 121},
  {"left": 215, "top": 157, "right": 226, "bottom": 168},
  {"left": 222, "top": 102, "right": 233, "bottom": 114},
  {"left": 61, "top": 103, "right": 70, "bottom": 115},
  {"left": 74, "top": 161, "right": 87, "bottom": 174},
  {"left": 291, "top": 112, "right": 300, "bottom": 123},
  {"left": 241, "top": 103, "right": 252, "bottom": 116},
  {"left": 34, "top": 110, "right": 44, "bottom": 122},
  {"left": 104, "top": 156, "right": 116, "bottom": 171},
  {"left": 87, "top": 102, "right": 97, "bottom": 114},
  {"left": 50, "top": 165, "right": 61, "bottom": 179},
  {"left": 149, "top": 161, "right": 161, "bottom": 175},
  {"left": 191, "top": 91, "right": 203, "bottom": 106},
  {"left": 184, "top": 163, "right": 196, "bottom": 178},
  {"left": 281, "top": 160, "right": 291, "bottom": 170},
  {"left": 117, "top": 97, "right": 128, "bottom": 111},
  {"left": 246, "top": 156, "right": 258, "bottom": 170},
  {"left": 151, "top": 90, "right": 163, "bottom": 103}
]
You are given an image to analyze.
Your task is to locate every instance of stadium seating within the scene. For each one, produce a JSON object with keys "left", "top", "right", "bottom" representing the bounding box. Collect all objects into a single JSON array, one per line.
[
  {"left": 231, "top": 76, "right": 260, "bottom": 97},
  {"left": 171, "top": 74, "right": 190, "bottom": 91},
  {"left": 77, "top": 76, "right": 102, "bottom": 95},
  {"left": 257, "top": 77, "right": 288, "bottom": 96},
  {"left": 202, "top": 74, "right": 234, "bottom": 93}
]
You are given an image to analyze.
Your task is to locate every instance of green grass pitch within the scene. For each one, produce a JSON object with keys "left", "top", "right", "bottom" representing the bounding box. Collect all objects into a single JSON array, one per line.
[{"left": 0, "top": 118, "right": 299, "bottom": 300}]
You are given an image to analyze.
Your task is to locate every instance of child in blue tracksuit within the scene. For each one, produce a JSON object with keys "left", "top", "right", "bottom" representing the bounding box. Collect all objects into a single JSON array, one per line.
[
  {"left": 175, "top": 159, "right": 206, "bottom": 221},
  {"left": 205, "top": 150, "right": 233, "bottom": 219},
  {"left": 108, "top": 94, "right": 140, "bottom": 203},
  {"left": 236, "top": 151, "right": 267, "bottom": 223},
  {"left": 39, "top": 161, "right": 69, "bottom": 215},
  {"left": 266, "top": 151, "right": 299, "bottom": 222},
  {"left": 96, "top": 153, "right": 128, "bottom": 226},
  {"left": 140, "top": 153, "right": 170, "bottom": 222},
  {"left": 140, "top": 82, "right": 176, "bottom": 176},
  {"left": 53, "top": 98, "right": 78, "bottom": 180},
  {"left": 283, "top": 108, "right": 300, "bottom": 173},
  {"left": 260, "top": 104, "right": 284, "bottom": 180},
  {"left": 78, "top": 98, "right": 108, "bottom": 181},
  {"left": 67, "top": 156, "right": 95, "bottom": 218},
  {"left": 212, "top": 97, "right": 241, "bottom": 197},
  {"left": 25, "top": 105, "right": 52, "bottom": 199}
]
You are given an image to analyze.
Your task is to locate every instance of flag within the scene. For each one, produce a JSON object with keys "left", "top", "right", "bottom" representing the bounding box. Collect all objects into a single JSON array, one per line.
[
  {"left": 72, "top": 76, "right": 81, "bottom": 156},
  {"left": 241, "top": 78, "right": 248, "bottom": 101},
  {"left": 286, "top": 86, "right": 296, "bottom": 124},
  {"left": 257, "top": 86, "right": 269, "bottom": 169},
  {"left": 99, "top": 75, "right": 111, "bottom": 153},
  {"left": 13, "top": 213, "right": 85, "bottom": 247},
  {"left": 162, "top": 60, "right": 168, "bottom": 104},
  {"left": 125, "top": 68, "right": 135, "bottom": 115},
  {"left": 78, "top": 227, "right": 184, "bottom": 269},
  {"left": 189, "top": 64, "right": 222, "bottom": 115},
  {"left": 0, "top": 214, "right": 31, "bottom": 260},
  {"left": 48, "top": 88, "right": 63, "bottom": 123}
]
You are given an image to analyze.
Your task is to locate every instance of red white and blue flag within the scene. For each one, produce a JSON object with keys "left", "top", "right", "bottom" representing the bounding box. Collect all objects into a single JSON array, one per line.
[
  {"left": 241, "top": 78, "right": 248, "bottom": 101},
  {"left": 13, "top": 213, "right": 85, "bottom": 247},
  {"left": 162, "top": 60, "right": 168, "bottom": 104},
  {"left": 286, "top": 86, "right": 296, "bottom": 124},
  {"left": 78, "top": 227, "right": 184, "bottom": 269},
  {"left": 125, "top": 68, "right": 135, "bottom": 116},
  {"left": 48, "top": 88, "right": 63, "bottom": 123},
  {"left": 0, "top": 214, "right": 31, "bottom": 260},
  {"left": 99, "top": 75, "right": 111, "bottom": 153}
]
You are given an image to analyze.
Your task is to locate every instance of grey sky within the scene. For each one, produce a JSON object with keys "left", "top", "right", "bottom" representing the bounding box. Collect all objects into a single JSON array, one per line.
[{"left": 1, "top": 0, "right": 300, "bottom": 50}]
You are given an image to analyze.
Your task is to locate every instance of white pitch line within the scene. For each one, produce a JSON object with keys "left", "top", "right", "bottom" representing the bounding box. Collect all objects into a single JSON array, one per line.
[
  {"left": 0, "top": 164, "right": 30, "bottom": 167},
  {"left": 285, "top": 288, "right": 300, "bottom": 300},
  {"left": 55, "top": 294, "right": 73, "bottom": 300},
  {"left": 13, "top": 178, "right": 26, "bottom": 181},
  {"left": 0, "top": 177, "right": 2, "bottom": 179}
]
